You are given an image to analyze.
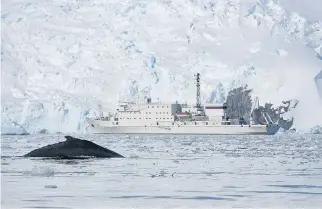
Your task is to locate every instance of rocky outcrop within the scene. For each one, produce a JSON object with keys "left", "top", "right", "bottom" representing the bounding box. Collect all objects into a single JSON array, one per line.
[
  {"left": 224, "top": 87, "right": 298, "bottom": 130},
  {"left": 252, "top": 101, "right": 298, "bottom": 130},
  {"left": 224, "top": 86, "right": 253, "bottom": 121}
]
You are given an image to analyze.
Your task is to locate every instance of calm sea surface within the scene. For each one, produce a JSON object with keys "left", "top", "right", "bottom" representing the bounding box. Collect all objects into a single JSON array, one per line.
[{"left": 1, "top": 134, "right": 322, "bottom": 208}]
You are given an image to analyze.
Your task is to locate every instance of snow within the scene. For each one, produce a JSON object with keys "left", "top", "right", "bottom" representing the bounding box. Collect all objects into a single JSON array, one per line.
[
  {"left": 278, "top": 0, "right": 322, "bottom": 21},
  {"left": 315, "top": 70, "right": 322, "bottom": 99},
  {"left": 1, "top": 0, "right": 322, "bottom": 134}
]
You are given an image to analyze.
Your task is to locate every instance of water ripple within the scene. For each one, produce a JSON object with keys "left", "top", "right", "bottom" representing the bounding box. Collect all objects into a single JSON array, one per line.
[{"left": 1, "top": 134, "right": 322, "bottom": 208}]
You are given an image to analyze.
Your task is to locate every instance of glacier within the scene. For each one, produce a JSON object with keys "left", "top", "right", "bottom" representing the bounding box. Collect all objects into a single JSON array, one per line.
[{"left": 1, "top": 0, "right": 322, "bottom": 134}]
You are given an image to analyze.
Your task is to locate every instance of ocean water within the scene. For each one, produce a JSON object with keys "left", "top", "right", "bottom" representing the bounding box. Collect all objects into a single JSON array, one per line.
[{"left": 1, "top": 134, "right": 322, "bottom": 209}]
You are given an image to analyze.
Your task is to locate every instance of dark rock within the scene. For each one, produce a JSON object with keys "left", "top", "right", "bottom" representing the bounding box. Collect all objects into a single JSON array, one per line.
[
  {"left": 224, "top": 86, "right": 298, "bottom": 130},
  {"left": 24, "top": 136, "right": 124, "bottom": 158},
  {"left": 224, "top": 86, "right": 252, "bottom": 121},
  {"left": 252, "top": 100, "right": 298, "bottom": 130}
]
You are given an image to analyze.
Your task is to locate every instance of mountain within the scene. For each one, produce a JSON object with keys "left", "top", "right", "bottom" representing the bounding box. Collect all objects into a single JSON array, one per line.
[{"left": 1, "top": 0, "right": 322, "bottom": 134}]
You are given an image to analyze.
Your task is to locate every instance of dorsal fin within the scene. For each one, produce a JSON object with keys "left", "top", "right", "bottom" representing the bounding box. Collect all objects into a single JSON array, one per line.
[{"left": 64, "top": 136, "right": 77, "bottom": 141}]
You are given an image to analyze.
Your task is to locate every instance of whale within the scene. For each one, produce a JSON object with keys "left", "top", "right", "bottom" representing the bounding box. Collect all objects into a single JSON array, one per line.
[{"left": 23, "top": 135, "right": 124, "bottom": 159}]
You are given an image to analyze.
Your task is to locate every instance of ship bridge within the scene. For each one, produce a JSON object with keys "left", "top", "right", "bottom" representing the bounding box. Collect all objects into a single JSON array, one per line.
[{"left": 114, "top": 99, "right": 183, "bottom": 126}]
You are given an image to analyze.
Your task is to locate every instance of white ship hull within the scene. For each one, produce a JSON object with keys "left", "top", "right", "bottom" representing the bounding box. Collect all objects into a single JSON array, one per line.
[
  {"left": 87, "top": 119, "right": 279, "bottom": 135},
  {"left": 86, "top": 73, "right": 280, "bottom": 135}
]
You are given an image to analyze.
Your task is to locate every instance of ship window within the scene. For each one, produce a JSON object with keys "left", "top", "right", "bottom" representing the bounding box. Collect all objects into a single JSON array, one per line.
[
  {"left": 152, "top": 106, "right": 154, "bottom": 108},
  {"left": 116, "top": 122, "right": 118, "bottom": 125},
  {"left": 134, "top": 118, "right": 136, "bottom": 119},
  {"left": 206, "top": 122, "right": 208, "bottom": 125},
  {"left": 148, "top": 106, "right": 149, "bottom": 108},
  {"left": 146, "top": 118, "right": 148, "bottom": 119},
  {"left": 139, "top": 118, "right": 141, "bottom": 119},
  {"left": 157, "top": 106, "right": 159, "bottom": 108},
  {"left": 162, "top": 106, "right": 164, "bottom": 108},
  {"left": 172, "top": 123, "right": 174, "bottom": 125},
  {"left": 149, "top": 118, "right": 151, "bottom": 119},
  {"left": 160, "top": 112, "right": 162, "bottom": 114},
  {"left": 163, "top": 118, "right": 165, "bottom": 119}
]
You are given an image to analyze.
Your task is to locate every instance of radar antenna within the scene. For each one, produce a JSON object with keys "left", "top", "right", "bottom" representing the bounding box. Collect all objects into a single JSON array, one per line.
[{"left": 195, "top": 73, "right": 201, "bottom": 108}]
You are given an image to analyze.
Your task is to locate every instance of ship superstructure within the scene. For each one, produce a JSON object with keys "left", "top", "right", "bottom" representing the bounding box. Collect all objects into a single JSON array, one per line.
[{"left": 86, "top": 74, "right": 279, "bottom": 135}]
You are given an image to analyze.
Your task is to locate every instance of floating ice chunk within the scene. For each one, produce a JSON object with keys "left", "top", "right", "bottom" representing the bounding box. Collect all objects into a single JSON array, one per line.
[
  {"left": 129, "top": 154, "right": 140, "bottom": 159},
  {"left": 31, "top": 166, "right": 55, "bottom": 177},
  {"left": 0, "top": 126, "right": 29, "bottom": 135},
  {"left": 0, "top": 117, "right": 29, "bottom": 135},
  {"left": 310, "top": 125, "right": 322, "bottom": 134},
  {"left": 45, "top": 185, "right": 57, "bottom": 189}
]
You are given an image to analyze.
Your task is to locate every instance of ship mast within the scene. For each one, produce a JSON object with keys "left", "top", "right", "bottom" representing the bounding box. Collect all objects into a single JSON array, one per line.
[{"left": 195, "top": 73, "right": 201, "bottom": 108}]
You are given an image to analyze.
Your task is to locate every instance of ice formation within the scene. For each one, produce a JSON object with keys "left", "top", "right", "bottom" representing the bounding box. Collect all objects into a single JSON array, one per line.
[
  {"left": 315, "top": 70, "right": 322, "bottom": 99},
  {"left": 1, "top": 0, "right": 322, "bottom": 134}
]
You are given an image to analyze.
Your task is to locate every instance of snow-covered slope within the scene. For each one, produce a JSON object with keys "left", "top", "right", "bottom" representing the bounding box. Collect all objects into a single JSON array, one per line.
[{"left": 1, "top": 0, "right": 322, "bottom": 134}]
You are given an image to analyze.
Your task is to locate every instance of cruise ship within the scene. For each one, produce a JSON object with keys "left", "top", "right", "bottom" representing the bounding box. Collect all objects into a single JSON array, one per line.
[{"left": 86, "top": 74, "right": 279, "bottom": 135}]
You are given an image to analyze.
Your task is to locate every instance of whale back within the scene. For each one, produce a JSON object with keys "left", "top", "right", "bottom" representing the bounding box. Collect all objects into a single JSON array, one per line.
[{"left": 23, "top": 136, "right": 124, "bottom": 158}]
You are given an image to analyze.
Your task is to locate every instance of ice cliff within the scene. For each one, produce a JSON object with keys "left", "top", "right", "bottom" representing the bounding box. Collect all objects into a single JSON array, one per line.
[{"left": 1, "top": 0, "right": 322, "bottom": 134}]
